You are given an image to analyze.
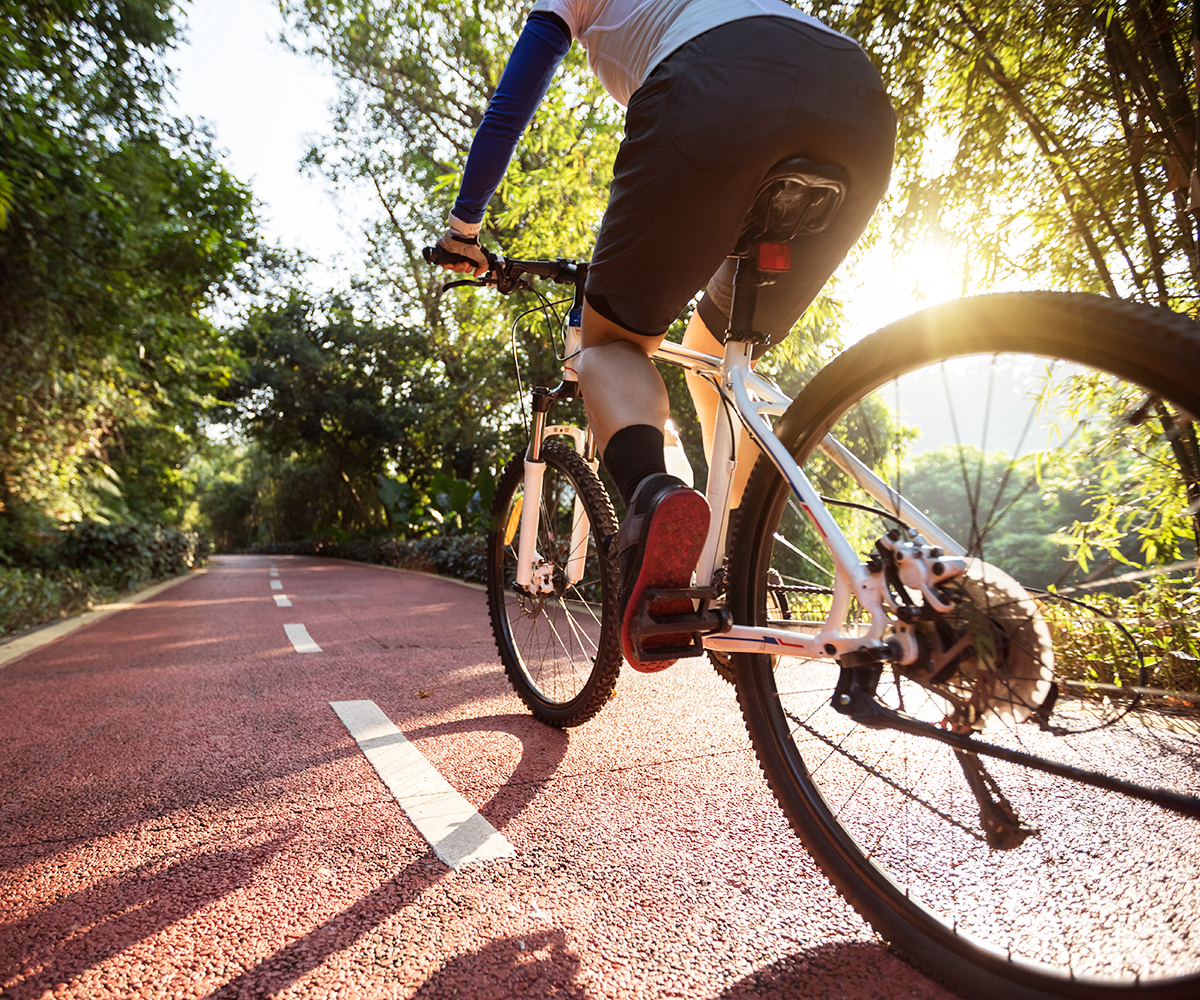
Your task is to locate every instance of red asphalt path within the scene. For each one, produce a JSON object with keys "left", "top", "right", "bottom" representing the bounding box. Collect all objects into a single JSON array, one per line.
[{"left": 0, "top": 555, "right": 953, "bottom": 1000}]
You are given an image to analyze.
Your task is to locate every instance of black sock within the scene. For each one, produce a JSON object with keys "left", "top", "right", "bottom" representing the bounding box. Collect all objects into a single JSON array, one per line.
[{"left": 603, "top": 424, "right": 668, "bottom": 508}]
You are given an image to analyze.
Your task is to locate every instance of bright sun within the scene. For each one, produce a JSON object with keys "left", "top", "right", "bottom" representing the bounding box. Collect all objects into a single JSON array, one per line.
[{"left": 839, "top": 233, "right": 966, "bottom": 345}]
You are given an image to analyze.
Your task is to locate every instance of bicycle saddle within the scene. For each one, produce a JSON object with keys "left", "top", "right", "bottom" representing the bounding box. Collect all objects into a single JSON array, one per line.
[{"left": 732, "top": 157, "right": 850, "bottom": 256}]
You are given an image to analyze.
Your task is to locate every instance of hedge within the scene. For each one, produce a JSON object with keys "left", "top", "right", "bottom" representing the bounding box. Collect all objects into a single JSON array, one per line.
[
  {"left": 245, "top": 534, "right": 488, "bottom": 584},
  {"left": 0, "top": 567, "right": 99, "bottom": 635},
  {"left": 59, "top": 521, "right": 211, "bottom": 591},
  {"left": 0, "top": 522, "right": 211, "bottom": 637}
]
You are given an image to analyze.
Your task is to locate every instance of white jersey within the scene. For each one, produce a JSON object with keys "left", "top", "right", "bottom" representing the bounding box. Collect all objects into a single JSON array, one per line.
[{"left": 529, "top": 0, "right": 849, "bottom": 107}]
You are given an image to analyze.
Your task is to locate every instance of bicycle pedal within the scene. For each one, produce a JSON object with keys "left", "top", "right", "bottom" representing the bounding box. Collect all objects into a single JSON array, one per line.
[
  {"left": 631, "top": 587, "right": 727, "bottom": 661},
  {"left": 643, "top": 585, "right": 720, "bottom": 605}
]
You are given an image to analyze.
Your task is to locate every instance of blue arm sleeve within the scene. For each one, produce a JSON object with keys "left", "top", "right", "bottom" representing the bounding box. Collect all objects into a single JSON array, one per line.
[{"left": 451, "top": 12, "right": 572, "bottom": 226}]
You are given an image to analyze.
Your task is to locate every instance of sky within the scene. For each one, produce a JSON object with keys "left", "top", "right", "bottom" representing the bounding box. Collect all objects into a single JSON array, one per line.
[{"left": 168, "top": 0, "right": 358, "bottom": 286}]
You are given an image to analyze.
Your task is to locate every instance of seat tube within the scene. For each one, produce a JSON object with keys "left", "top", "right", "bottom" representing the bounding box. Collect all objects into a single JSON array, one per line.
[
  {"left": 697, "top": 253, "right": 760, "bottom": 587},
  {"left": 696, "top": 337, "right": 754, "bottom": 587}
]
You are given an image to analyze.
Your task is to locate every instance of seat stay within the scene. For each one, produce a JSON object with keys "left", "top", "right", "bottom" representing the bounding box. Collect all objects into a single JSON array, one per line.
[
  {"left": 816, "top": 435, "right": 966, "bottom": 557},
  {"left": 721, "top": 364, "right": 882, "bottom": 617}
]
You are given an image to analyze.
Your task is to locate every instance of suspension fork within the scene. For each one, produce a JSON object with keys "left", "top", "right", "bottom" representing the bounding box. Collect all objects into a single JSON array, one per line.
[
  {"left": 517, "top": 402, "right": 596, "bottom": 590},
  {"left": 515, "top": 400, "right": 550, "bottom": 591}
]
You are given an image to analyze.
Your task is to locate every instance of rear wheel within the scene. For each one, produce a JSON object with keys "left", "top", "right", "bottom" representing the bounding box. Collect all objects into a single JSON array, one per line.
[
  {"left": 732, "top": 293, "right": 1200, "bottom": 998},
  {"left": 487, "top": 440, "right": 622, "bottom": 727}
]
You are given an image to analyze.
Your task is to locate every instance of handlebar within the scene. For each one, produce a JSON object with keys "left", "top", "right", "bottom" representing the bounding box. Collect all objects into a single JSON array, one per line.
[{"left": 422, "top": 244, "right": 587, "bottom": 294}]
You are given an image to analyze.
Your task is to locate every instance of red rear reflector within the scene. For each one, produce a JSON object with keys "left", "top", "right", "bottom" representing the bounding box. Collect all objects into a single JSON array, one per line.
[{"left": 758, "top": 242, "right": 791, "bottom": 271}]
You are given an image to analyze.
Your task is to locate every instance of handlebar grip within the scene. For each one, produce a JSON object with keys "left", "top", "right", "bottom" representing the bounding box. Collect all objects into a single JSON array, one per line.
[{"left": 423, "top": 244, "right": 474, "bottom": 267}]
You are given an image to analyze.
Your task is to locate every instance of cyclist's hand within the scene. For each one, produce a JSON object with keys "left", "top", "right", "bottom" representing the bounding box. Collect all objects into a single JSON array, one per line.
[{"left": 436, "top": 222, "right": 490, "bottom": 277}]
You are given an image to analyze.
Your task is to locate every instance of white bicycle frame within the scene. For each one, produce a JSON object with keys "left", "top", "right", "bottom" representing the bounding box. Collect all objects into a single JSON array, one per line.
[{"left": 518, "top": 327, "right": 968, "bottom": 663}]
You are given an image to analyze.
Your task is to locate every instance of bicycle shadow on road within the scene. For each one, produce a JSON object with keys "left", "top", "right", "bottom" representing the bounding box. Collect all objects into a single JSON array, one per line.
[{"left": 401, "top": 711, "right": 571, "bottom": 831}]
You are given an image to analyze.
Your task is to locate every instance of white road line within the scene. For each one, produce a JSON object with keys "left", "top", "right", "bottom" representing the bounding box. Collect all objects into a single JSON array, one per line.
[
  {"left": 329, "top": 700, "right": 516, "bottom": 871},
  {"left": 274, "top": 595, "right": 293, "bottom": 608},
  {"left": 270, "top": 569, "right": 279, "bottom": 577},
  {"left": 270, "top": 580, "right": 283, "bottom": 590},
  {"left": 284, "top": 623, "right": 322, "bottom": 653}
]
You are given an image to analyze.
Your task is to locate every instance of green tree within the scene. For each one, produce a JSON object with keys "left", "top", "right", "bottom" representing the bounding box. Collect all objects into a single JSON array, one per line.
[
  {"left": 810, "top": 0, "right": 1195, "bottom": 307},
  {"left": 808, "top": 0, "right": 1199, "bottom": 570},
  {"left": 0, "top": 0, "right": 259, "bottom": 556},
  {"left": 276, "top": 0, "right": 622, "bottom": 471},
  {"left": 227, "top": 289, "right": 532, "bottom": 537},
  {"left": 900, "top": 445, "right": 1089, "bottom": 587}
]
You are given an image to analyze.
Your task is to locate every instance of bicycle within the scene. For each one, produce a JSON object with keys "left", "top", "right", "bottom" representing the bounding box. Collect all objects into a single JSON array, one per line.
[{"left": 424, "top": 156, "right": 1200, "bottom": 999}]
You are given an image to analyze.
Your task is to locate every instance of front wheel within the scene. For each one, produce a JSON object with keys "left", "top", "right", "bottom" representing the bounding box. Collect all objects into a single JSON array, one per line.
[
  {"left": 731, "top": 293, "right": 1200, "bottom": 998},
  {"left": 487, "top": 440, "right": 622, "bottom": 727}
]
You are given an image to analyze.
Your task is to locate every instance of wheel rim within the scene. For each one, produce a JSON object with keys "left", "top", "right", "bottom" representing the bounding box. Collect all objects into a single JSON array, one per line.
[{"left": 751, "top": 334, "right": 1200, "bottom": 987}]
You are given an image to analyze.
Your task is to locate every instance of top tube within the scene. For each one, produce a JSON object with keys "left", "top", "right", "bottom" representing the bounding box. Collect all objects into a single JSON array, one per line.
[{"left": 652, "top": 340, "right": 721, "bottom": 375}]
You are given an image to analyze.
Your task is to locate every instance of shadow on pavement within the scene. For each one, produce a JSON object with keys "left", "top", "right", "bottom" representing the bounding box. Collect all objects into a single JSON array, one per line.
[
  {"left": 716, "top": 939, "right": 952, "bottom": 1000},
  {"left": 200, "top": 713, "right": 569, "bottom": 999},
  {"left": 403, "top": 712, "right": 570, "bottom": 830},
  {"left": 399, "top": 934, "right": 945, "bottom": 1000},
  {"left": 412, "top": 928, "right": 589, "bottom": 1000},
  {"left": 0, "top": 825, "right": 299, "bottom": 1000}
]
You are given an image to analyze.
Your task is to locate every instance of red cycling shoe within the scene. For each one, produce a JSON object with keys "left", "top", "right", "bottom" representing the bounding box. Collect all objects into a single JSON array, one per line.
[{"left": 616, "top": 474, "right": 711, "bottom": 672}]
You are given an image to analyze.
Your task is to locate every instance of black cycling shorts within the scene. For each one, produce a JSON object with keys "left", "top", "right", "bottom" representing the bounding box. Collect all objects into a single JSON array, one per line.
[{"left": 585, "top": 16, "right": 896, "bottom": 348}]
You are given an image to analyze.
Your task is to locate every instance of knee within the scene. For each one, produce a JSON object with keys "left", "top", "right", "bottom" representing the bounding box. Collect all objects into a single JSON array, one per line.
[{"left": 577, "top": 337, "right": 646, "bottom": 389}]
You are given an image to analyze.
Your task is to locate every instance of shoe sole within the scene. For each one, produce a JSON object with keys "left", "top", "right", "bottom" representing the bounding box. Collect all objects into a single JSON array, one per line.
[{"left": 621, "top": 488, "right": 710, "bottom": 672}]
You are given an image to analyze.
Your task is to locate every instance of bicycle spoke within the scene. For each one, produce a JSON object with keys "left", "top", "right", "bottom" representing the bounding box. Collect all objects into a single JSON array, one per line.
[{"left": 737, "top": 306, "right": 1200, "bottom": 991}]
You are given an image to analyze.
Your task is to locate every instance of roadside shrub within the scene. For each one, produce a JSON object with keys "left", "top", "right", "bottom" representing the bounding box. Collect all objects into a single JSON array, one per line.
[
  {"left": 0, "top": 567, "right": 107, "bottom": 635},
  {"left": 1045, "top": 576, "right": 1200, "bottom": 697},
  {"left": 59, "top": 521, "right": 209, "bottom": 591},
  {"left": 246, "top": 534, "right": 488, "bottom": 584},
  {"left": 0, "top": 521, "right": 209, "bottom": 638}
]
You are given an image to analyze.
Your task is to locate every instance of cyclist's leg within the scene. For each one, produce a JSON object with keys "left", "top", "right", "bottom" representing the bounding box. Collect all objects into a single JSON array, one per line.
[
  {"left": 583, "top": 17, "right": 893, "bottom": 667},
  {"left": 578, "top": 301, "right": 712, "bottom": 673},
  {"left": 575, "top": 301, "right": 667, "bottom": 458}
]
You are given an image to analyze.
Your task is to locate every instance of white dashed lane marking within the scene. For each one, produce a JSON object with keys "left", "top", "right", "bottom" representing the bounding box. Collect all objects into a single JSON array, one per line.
[
  {"left": 270, "top": 580, "right": 283, "bottom": 591},
  {"left": 270, "top": 569, "right": 279, "bottom": 577},
  {"left": 330, "top": 700, "right": 517, "bottom": 871},
  {"left": 274, "top": 595, "right": 293, "bottom": 608},
  {"left": 283, "top": 623, "right": 321, "bottom": 653}
]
